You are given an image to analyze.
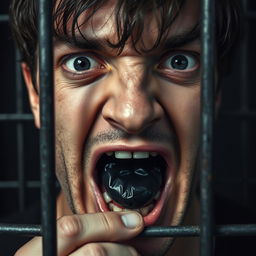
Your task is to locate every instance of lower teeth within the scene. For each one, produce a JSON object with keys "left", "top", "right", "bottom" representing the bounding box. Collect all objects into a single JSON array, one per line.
[
  {"left": 108, "top": 202, "right": 154, "bottom": 216},
  {"left": 103, "top": 191, "right": 156, "bottom": 216}
]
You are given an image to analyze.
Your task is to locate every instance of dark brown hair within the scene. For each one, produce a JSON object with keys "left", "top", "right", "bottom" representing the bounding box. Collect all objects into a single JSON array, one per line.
[{"left": 9, "top": 0, "right": 240, "bottom": 79}]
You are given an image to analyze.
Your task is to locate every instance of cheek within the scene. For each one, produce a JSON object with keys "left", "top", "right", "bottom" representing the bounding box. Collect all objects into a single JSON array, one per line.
[
  {"left": 160, "top": 85, "right": 201, "bottom": 150},
  {"left": 177, "top": 95, "right": 200, "bottom": 155},
  {"left": 54, "top": 94, "right": 89, "bottom": 164},
  {"left": 55, "top": 82, "right": 103, "bottom": 140},
  {"left": 177, "top": 94, "right": 201, "bottom": 145}
]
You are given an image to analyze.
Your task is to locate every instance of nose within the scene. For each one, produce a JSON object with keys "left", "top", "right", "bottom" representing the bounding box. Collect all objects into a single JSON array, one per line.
[{"left": 102, "top": 67, "right": 163, "bottom": 134}]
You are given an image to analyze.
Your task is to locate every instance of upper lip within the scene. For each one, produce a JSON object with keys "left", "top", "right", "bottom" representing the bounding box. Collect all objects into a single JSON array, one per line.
[{"left": 90, "top": 144, "right": 171, "bottom": 180}]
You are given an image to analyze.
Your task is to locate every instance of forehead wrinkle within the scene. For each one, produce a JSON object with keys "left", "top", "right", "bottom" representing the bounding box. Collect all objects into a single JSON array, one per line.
[
  {"left": 53, "top": 0, "right": 200, "bottom": 56},
  {"left": 69, "top": 1, "right": 117, "bottom": 43}
]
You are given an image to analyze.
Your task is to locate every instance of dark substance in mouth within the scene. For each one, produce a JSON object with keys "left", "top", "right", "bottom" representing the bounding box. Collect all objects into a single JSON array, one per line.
[{"left": 96, "top": 153, "right": 166, "bottom": 209}]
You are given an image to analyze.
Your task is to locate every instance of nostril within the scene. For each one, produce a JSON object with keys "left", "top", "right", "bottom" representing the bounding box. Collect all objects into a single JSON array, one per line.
[
  {"left": 105, "top": 115, "right": 159, "bottom": 135},
  {"left": 102, "top": 95, "right": 164, "bottom": 134},
  {"left": 104, "top": 117, "right": 121, "bottom": 129},
  {"left": 104, "top": 116, "right": 138, "bottom": 134}
]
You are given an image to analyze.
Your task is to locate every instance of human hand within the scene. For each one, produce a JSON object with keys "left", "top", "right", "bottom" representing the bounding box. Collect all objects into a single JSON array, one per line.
[{"left": 15, "top": 211, "right": 143, "bottom": 256}]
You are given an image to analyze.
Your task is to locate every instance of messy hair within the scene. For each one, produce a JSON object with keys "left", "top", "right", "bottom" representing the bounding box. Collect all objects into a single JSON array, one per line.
[{"left": 9, "top": 0, "right": 240, "bottom": 78}]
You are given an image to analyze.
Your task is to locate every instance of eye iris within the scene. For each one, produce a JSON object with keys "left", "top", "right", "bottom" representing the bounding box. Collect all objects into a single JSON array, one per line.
[
  {"left": 171, "top": 55, "right": 188, "bottom": 70},
  {"left": 74, "top": 57, "right": 91, "bottom": 71}
]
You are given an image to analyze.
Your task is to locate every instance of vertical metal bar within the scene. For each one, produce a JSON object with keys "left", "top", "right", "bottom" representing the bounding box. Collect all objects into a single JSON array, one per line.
[
  {"left": 15, "top": 49, "right": 26, "bottom": 212},
  {"left": 240, "top": 0, "right": 249, "bottom": 207},
  {"left": 38, "top": 0, "right": 56, "bottom": 255},
  {"left": 200, "top": 0, "right": 215, "bottom": 255}
]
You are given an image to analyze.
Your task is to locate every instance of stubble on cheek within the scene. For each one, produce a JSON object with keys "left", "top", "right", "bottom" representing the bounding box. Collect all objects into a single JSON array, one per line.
[
  {"left": 55, "top": 128, "right": 77, "bottom": 213},
  {"left": 56, "top": 146, "right": 76, "bottom": 213}
]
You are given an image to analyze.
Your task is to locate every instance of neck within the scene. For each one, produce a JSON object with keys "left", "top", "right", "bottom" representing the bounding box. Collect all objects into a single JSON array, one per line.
[{"left": 166, "top": 195, "right": 200, "bottom": 256}]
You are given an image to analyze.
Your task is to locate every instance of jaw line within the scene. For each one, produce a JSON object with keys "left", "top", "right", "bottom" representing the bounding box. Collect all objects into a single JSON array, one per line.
[{"left": 88, "top": 144, "right": 174, "bottom": 226}]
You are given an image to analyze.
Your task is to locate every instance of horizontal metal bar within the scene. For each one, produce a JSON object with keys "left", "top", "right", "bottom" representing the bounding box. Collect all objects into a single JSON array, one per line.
[
  {"left": 0, "top": 114, "right": 34, "bottom": 122},
  {"left": 245, "top": 11, "right": 256, "bottom": 19},
  {"left": 216, "top": 225, "right": 256, "bottom": 236},
  {"left": 140, "top": 226, "right": 200, "bottom": 237},
  {"left": 3, "top": 178, "right": 256, "bottom": 189},
  {"left": 2, "top": 178, "right": 256, "bottom": 189},
  {"left": 0, "top": 224, "right": 41, "bottom": 236},
  {"left": 0, "top": 110, "right": 246, "bottom": 123},
  {"left": 214, "top": 178, "right": 256, "bottom": 184},
  {"left": 220, "top": 111, "right": 256, "bottom": 119},
  {"left": 1, "top": 225, "right": 255, "bottom": 237},
  {"left": 141, "top": 225, "right": 256, "bottom": 237},
  {"left": 0, "top": 14, "right": 8, "bottom": 22},
  {"left": 0, "top": 181, "right": 41, "bottom": 189}
]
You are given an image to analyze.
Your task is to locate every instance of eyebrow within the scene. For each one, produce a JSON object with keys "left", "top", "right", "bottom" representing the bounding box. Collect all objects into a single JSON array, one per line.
[
  {"left": 53, "top": 23, "right": 200, "bottom": 52},
  {"left": 162, "top": 24, "right": 200, "bottom": 50},
  {"left": 54, "top": 34, "right": 104, "bottom": 51}
]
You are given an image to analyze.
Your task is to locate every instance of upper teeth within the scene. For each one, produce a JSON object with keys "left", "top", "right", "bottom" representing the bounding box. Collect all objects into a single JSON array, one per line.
[
  {"left": 133, "top": 152, "right": 149, "bottom": 159},
  {"left": 115, "top": 151, "right": 132, "bottom": 159},
  {"left": 106, "top": 151, "right": 158, "bottom": 159}
]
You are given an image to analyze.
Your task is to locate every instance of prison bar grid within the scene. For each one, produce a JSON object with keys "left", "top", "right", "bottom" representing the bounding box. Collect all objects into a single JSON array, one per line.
[
  {"left": 0, "top": 0, "right": 256, "bottom": 255},
  {"left": 1, "top": 224, "right": 256, "bottom": 237}
]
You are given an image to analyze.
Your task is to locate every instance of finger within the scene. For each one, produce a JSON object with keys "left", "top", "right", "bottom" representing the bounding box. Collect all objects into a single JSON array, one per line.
[
  {"left": 14, "top": 236, "right": 42, "bottom": 256},
  {"left": 69, "top": 242, "right": 141, "bottom": 256},
  {"left": 57, "top": 211, "right": 143, "bottom": 255},
  {"left": 14, "top": 211, "right": 143, "bottom": 256}
]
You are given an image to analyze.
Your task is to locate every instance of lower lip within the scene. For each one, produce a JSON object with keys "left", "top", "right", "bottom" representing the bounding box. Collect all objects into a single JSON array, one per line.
[{"left": 144, "top": 189, "right": 167, "bottom": 226}]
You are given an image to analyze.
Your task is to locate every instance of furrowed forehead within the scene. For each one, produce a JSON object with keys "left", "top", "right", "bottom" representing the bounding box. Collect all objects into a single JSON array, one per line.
[{"left": 53, "top": 0, "right": 200, "bottom": 53}]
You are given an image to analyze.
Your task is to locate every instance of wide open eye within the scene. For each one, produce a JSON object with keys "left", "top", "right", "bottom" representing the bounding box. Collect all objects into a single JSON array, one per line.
[
  {"left": 64, "top": 55, "right": 101, "bottom": 73},
  {"left": 162, "top": 53, "right": 198, "bottom": 71}
]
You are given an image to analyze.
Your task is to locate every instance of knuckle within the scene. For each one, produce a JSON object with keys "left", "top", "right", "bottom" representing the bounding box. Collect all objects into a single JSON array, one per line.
[
  {"left": 82, "top": 243, "right": 106, "bottom": 256},
  {"left": 58, "top": 215, "right": 83, "bottom": 238},
  {"left": 99, "top": 213, "right": 115, "bottom": 235}
]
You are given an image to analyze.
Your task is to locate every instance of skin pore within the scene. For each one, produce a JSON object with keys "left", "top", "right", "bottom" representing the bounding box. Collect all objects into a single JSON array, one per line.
[{"left": 21, "top": 0, "right": 201, "bottom": 255}]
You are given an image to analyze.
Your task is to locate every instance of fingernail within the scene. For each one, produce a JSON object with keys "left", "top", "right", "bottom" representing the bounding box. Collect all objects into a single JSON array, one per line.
[{"left": 121, "top": 212, "right": 142, "bottom": 229}]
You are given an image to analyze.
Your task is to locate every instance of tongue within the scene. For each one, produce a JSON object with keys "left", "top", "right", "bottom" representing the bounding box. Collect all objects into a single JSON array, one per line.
[{"left": 100, "top": 158, "right": 164, "bottom": 209}]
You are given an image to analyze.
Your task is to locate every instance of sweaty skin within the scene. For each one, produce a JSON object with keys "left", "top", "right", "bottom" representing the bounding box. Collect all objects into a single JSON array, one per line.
[{"left": 17, "top": 0, "right": 201, "bottom": 255}]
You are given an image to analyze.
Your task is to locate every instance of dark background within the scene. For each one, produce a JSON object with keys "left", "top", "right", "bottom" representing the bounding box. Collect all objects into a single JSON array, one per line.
[
  {"left": 0, "top": 0, "right": 41, "bottom": 215},
  {"left": 0, "top": 0, "right": 255, "bottom": 242}
]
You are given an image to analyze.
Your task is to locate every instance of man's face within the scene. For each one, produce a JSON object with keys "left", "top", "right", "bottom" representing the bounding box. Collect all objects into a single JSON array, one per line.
[{"left": 28, "top": 0, "right": 201, "bottom": 254}]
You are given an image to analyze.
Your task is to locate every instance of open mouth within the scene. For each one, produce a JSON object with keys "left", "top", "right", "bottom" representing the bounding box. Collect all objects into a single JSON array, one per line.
[{"left": 93, "top": 149, "right": 169, "bottom": 224}]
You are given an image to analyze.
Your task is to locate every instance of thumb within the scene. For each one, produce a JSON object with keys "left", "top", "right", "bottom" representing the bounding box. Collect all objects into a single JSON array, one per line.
[{"left": 57, "top": 211, "right": 144, "bottom": 253}]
